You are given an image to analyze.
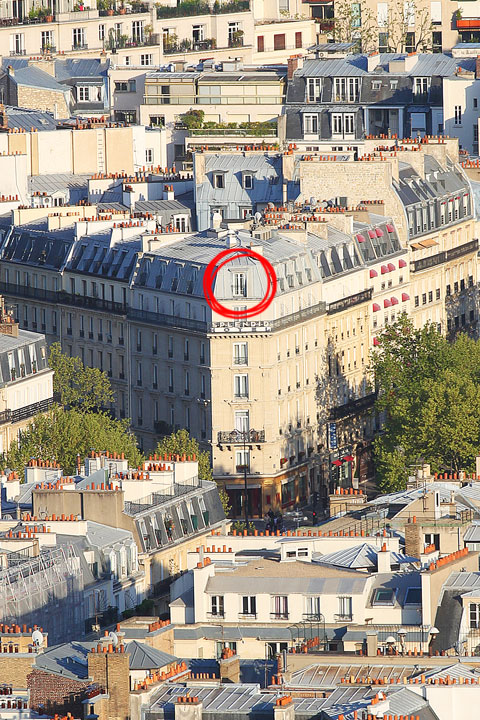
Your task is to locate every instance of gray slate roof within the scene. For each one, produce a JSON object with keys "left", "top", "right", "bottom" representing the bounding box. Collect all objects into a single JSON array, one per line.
[
  {"left": 317, "top": 543, "right": 418, "bottom": 569},
  {"left": 125, "top": 640, "right": 177, "bottom": 670}
]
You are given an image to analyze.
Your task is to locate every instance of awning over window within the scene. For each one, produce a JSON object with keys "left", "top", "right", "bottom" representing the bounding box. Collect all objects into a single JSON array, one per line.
[
  {"left": 418, "top": 238, "right": 438, "bottom": 248},
  {"left": 376, "top": 228, "right": 384, "bottom": 237},
  {"left": 356, "top": 233, "right": 366, "bottom": 243},
  {"left": 384, "top": 298, "right": 391, "bottom": 308},
  {"left": 387, "top": 263, "right": 395, "bottom": 271},
  {"left": 368, "top": 229, "right": 376, "bottom": 239},
  {"left": 381, "top": 265, "right": 388, "bottom": 274},
  {"left": 372, "top": 303, "right": 381, "bottom": 312},
  {"left": 343, "top": 455, "right": 354, "bottom": 462},
  {"left": 370, "top": 269, "right": 378, "bottom": 278},
  {"left": 391, "top": 296, "right": 399, "bottom": 305},
  {"left": 386, "top": 223, "right": 395, "bottom": 233},
  {"left": 402, "top": 293, "right": 410, "bottom": 301},
  {"left": 332, "top": 459, "right": 342, "bottom": 466},
  {"left": 399, "top": 259, "right": 407, "bottom": 268},
  {"left": 373, "top": 337, "right": 379, "bottom": 346}
]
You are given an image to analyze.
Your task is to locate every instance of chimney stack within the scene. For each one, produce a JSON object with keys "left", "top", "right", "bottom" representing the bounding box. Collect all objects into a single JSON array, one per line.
[{"left": 287, "top": 54, "right": 303, "bottom": 79}]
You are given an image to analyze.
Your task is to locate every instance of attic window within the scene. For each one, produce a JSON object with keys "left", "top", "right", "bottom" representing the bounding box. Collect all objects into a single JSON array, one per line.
[
  {"left": 405, "top": 587, "right": 422, "bottom": 604},
  {"left": 214, "top": 174, "right": 225, "bottom": 189},
  {"left": 243, "top": 174, "right": 253, "bottom": 190},
  {"left": 390, "top": 80, "right": 398, "bottom": 90},
  {"left": 372, "top": 588, "right": 395, "bottom": 605},
  {"left": 372, "top": 81, "right": 381, "bottom": 90}
]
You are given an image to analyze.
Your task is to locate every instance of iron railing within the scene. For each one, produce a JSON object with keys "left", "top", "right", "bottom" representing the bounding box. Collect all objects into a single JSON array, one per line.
[{"left": 217, "top": 429, "right": 265, "bottom": 444}]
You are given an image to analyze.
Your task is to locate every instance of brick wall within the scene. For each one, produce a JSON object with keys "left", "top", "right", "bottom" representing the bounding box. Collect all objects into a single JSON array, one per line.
[
  {"left": 27, "top": 668, "right": 89, "bottom": 717},
  {"left": 0, "top": 656, "right": 36, "bottom": 687},
  {"left": 88, "top": 650, "right": 130, "bottom": 720}
]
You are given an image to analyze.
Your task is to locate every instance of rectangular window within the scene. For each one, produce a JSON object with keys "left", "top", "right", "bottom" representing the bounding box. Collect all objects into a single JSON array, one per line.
[
  {"left": 211, "top": 595, "right": 224, "bottom": 617},
  {"left": 234, "top": 374, "right": 248, "bottom": 398},
  {"left": 41, "top": 29, "right": 53, "bottom": 50},
  {"left": 273, "top": 33, "right": 286, "bottom": 51},
  {"left": 242, "top": 596, "right": 256, "bottom": 616},
  {"left": 454, "top": 105, "right": 462, "bottom": 125},
  {"left": 332, "top": 113, "right": 355, "bottom": 137},
  {"left": 295, "top": 31, "right": 302, "bottom": 48},
  {"left": 305, "top": 596, "right": 321, "bottom": 618},
  {"left": 338, "top": 596, "right": 353, "bottom": 620},
  {"left": 72, "top": 27, "right": 85, "bottom": 49},
  {"left": 334, "top": 77, "right": 359, "bottom": 102},
  {"left": 214, "top": 173, "right": 225, "bottom": 189},
  {"left": 414, "top": 77, "right": 430, "bottom": 95},
  {"left": 78, "top": 86, "right": 90, "bottom": 102},
  {"left": 257, "top": 35, "right": 264, "bottom": 52},
  {"left": 233, "top": 342, "right": 248, "bottom": 365},
  {"left": 233, "top": 272, "right": 247, "bottom": 296},
  {"left": 377, "top": 2, "right": 388, "bottom": 26},
  {"left": 243, "top": 174, "right": 253, "bottom": 190},
  {"left": 235, "top": 448, "right": 249, "bottom": 472},
  {"left": 307, "top": 78, "right": 321, "bottom": 103},
  {"left": 271, "top": 595, "right": 288, "bottom": 619},
  {"left": 140, "top": 53, "right": 153, "bottom": 66},
  {"left": 378, "top": 32, "right": 388, "bottom": 52},
  {"left": 98, "top": 23, "right": 105, "bottom": 41},
  {"left": 304, "top": 113, "right": 318, "bottom": 134},
  {"left": 470, "top": 603, "right": 480, "bottom": 629}
]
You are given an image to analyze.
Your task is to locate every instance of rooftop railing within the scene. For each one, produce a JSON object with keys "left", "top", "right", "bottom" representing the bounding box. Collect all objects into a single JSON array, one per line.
[{"left": 157, "top": 0, "right": 249, "bottom": 19}]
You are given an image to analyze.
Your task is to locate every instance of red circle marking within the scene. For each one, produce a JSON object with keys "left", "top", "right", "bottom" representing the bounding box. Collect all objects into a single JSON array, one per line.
[{"left": 203, "top": 247, "right": 277, "bottom": 319}]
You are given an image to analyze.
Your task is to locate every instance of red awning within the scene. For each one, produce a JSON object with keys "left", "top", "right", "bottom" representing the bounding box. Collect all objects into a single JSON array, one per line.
[
  {"left": 391, "top": 296, "right": 399, "bottom": 305},
  {"left": 332, "top": 459, "right": 342, "bottom": 466},
  {"left": 372, "top": 303, "right": 381, "bottom": 312},
  {"left": 386, "top": 223, "right": 395, "bottom": 233},
  {"left": 381, "top": 265, "right": 388, "bottom": 274},
  {"left": 402, "top": 292, "right": 410, "bottom": 301},
  {"left": 449, "top": 198, "right": 454, "bottom": 202},
  {"left": 343, "top": 455, "right": 354, "bottom": 462},
  {"left": 356, "top": 233, "right": 366, "bottom": 243},
  {"left": 368, "top": 229, "right": 376, "bottom": 239},
  {"left": 376, "top": 228, "right": 384, "bottom": 237},
  {"left": 387, "top": 263, "right": 395, "bottom": 271},
  {"left": 373, "top": 337, "right": 379, "bottom": 346},
  {"left": 399, "top": 259, "right": 407, "bottom": 268},
  {"left": 369, "top": 269, "right": 378, "bottom": 278},
  {"left": 384, "top": 298, "right": 391, "bottom": 308}
]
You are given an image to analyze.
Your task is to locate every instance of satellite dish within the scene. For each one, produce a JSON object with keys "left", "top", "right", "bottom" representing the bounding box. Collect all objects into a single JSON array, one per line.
[
  {"left": 32, "top": 630, "right": 44, "bottom": 647},
  {"left": 108, "top": 631, "right": 119, "bottom": 647}
]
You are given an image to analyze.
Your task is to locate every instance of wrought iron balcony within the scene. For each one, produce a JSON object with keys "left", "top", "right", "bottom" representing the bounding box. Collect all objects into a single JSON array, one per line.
[
  {"left": 217, "top": 429, "right": 265, "bottom": 444},
  {"left": 329, "top": 392, "right": 377, "bottom": 421}
]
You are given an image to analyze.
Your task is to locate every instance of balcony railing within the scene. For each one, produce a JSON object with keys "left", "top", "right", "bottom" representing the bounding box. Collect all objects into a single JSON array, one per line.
[
  {"left": 188, "top": 127, "right": 277, "bottom": 137},
  {"left": 9, "top": 396, "right": 55, "bottom": 424},
  {"left": 270, "top": 612, "right": 289, "bottom": 620},
  {"left": 72, "top": 43, "right": 88, "bottom": 51},
  {"left": 329, "top": 391, "right": 377, "bottom": 421},
  {"left": 10, "top": 49, "right": 26, "bottom": 56},
  {"left": 157, "top": 0, "right": 249, "bottom": 18},
  {"left": 218, "top": 429, "right": 265, "bottom": 444},
  {"left": 335, "top": 613, "right": 353, "bottom": 622}
]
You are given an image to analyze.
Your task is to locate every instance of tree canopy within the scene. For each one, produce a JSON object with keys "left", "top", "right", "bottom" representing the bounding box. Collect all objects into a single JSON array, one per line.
[
  {"left": 4, "top": 406, "right": 143, "bottom": 475},
  {"left": 154, "top": 429, "right": 212, "bottom": 482},
  {"left": 371, "top": 314, "right": 480, "bottom": 492},
  {"left": 49, "top": 342, "right": 114, "bottom": 412}
]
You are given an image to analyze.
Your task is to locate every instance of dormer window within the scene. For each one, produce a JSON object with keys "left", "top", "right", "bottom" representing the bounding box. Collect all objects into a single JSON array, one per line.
[
  {"left": 372, "top": 80, "right": 382, "bottom": 91},
  {"left": 243, "top": 174, "right": 253, "bottom": 190},
  {"left": 307, "top": 78, "right": 321, "bottom": 103},
  {"left": 334, "top": 77, "right": 359, "bottom": 102},
  {"left": 414, "top": 77, "right": 430, "bottom": 95},
  {"left": 214, "top": 173, "right": 225, "bottom": 189},
  {"left": 233, "top": 272, "right": 247, "bottom": 297}
]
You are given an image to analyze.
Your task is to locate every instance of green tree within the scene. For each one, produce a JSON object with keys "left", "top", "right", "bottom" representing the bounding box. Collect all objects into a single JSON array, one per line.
[
  {"left": 218, "top": 487, "right": 231, "bottom": 517},
  {"left": 5, "top": 406, "right": 143, "bottom": 475},
  {"left": 154, "top": 429, "right": 212, "bottom": 482},
  {"left": 49, "top": 342, "right": 114, "bottom": 412},
  {"left": 371, "top": 315, "right": 480, "bottom": 492}
]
